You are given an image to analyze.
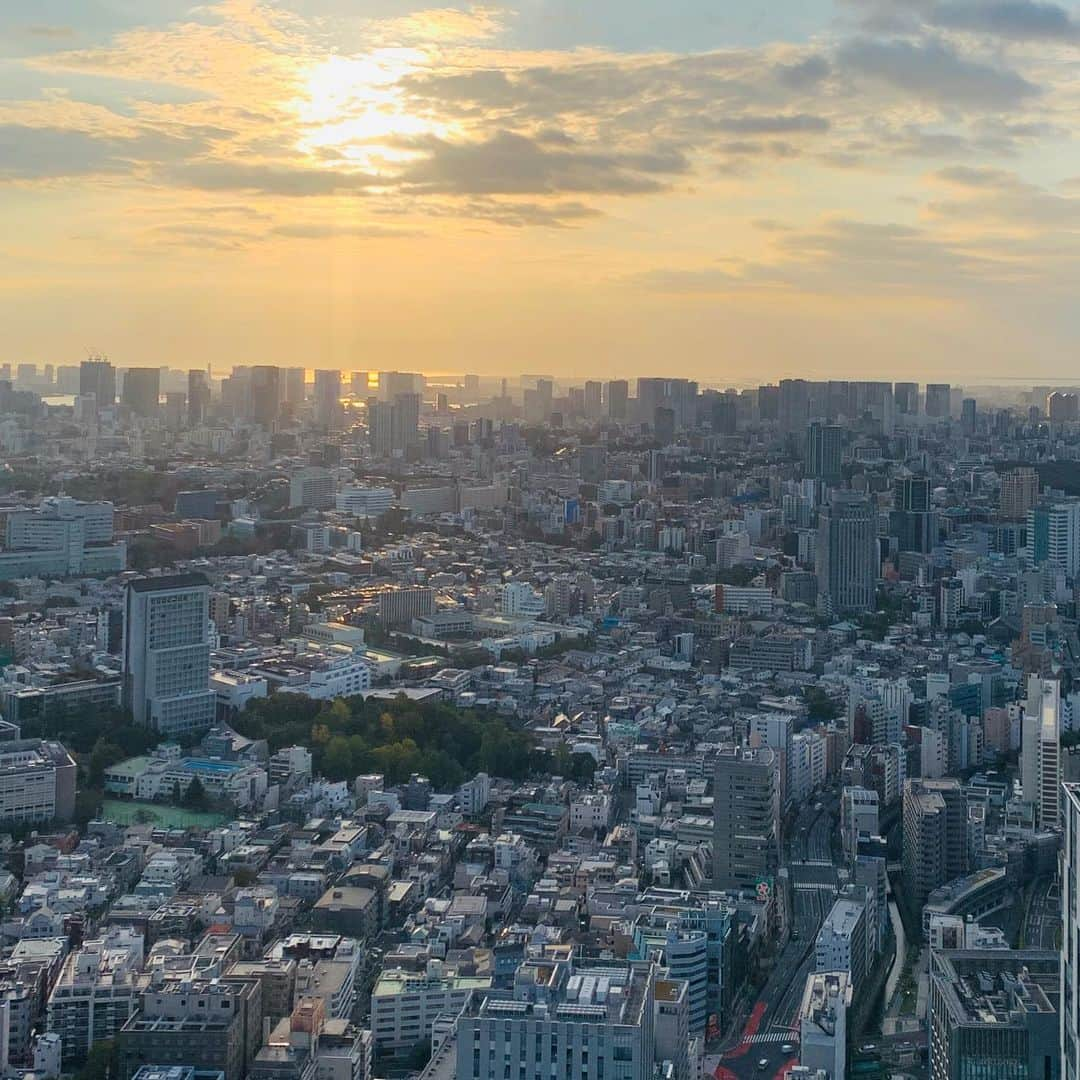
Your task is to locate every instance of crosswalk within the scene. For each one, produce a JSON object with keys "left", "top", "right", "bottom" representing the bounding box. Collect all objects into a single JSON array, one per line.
[{"left": 747, "top": 1033, "right": 798, "bottom": 1045}]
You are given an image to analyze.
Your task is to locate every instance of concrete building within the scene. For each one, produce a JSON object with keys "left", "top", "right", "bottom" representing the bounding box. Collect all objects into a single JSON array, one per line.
[
  {"left": 372, "top": 961, "right": 490, "bottom": 1053},
  {"left": 712, "top": 745, "right": 779, "bottom": 892},
  {"left": 116, "top": 977, "right": 263, "bottom": 1080},
  {"left": 122, "top": 368, "right": 161, "bottom": 417},
  {"left": 335, "top": 487, "right": 394, "bottom": 518},
  {"left": 47, "top": 931, "right": 146, "bottom": 1064},
  {"left": 456, "top": 957, "right": 655, "bottom": 1080},
  {"left": 123, "top": 574, "right": 216, "bottom": 737},
  {"left": 289, "top": 468, "right": 336, "bottom": 511},
  {"left": 902, "top": 778, "right": 968, "bottom": 914},
  {"left": 816, "top": 492, "right": 877, "bottom": 616},
  {"left": 0, "top": 739, "right": 76, "bottom": 824},
  {"left": 653, "top": 977, "right": 691, "bottom": 1080},
  {"left": 799, "top": 971, "right": 850, "bottom": 1080},
  {"left": 1063, "top": 784, "right": 1080, "bottom": 1080},
  {"left": 929, "top": 949, "right": 1058, "bottom": 1080},
  {"left": 1022, "top": 675, "right": 1063, "bottom": 830},
  {"left": 815, "top": 900, "right": 867, "bottom": 992}
]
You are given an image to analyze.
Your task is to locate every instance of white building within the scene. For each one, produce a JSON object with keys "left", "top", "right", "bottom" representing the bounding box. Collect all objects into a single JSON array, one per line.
[
  {"left": 336, "top": 486, "right": 394, "bottom": 518},
  {"left": 840, "top": 787, "right": 879, "bottom": 857},
  {"left": 501, "top": 582, "right": 546, "bottom": 619},
  {"left": 1021, "top": 675, "right": 1062, "bottom": 830},
  {"left": 123, "top": 574, "right": 216, "bottom": 737},
  {"left": 290, "top": 467, "right": 337, "bottom": 510},
  {"left": 0, "top": 739, "right": 77, "bottom": 824},
  {"left": 1059, "top": 784, "right": 1080, "bottom": 1080},
  {"left": 815, "top": 900, "right": 866, "bottom": 991}
]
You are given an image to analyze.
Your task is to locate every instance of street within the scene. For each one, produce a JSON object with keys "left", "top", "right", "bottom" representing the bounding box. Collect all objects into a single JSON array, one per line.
[{"left": 707, "top": 786, "right": 841, "bottom": 1080}]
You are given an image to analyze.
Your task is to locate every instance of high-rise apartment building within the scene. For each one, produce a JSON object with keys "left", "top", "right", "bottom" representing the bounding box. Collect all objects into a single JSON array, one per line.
[
  {"left": 712, "top": 744, "right": 779, "bottom": 891},
  {"left": 816, "top": 492, "right": 877, "bottom": 616},
  {"left": 79, "top": 359, "right": 116, "bottom": 409},
  {"left": 892, "top": 474, "right": 936, "bottom": 554},
  {"left": 121, "top": 367, "right": 161, "bottom": 417},
  {"left": 1001, "top": 467, "right": 1040, "bottom": 520},
  {"left": 805, "top": 422, "right": 843, "bottom": 485},
  {"left": 313, "top": 370, "right": 342, "bottom": 430},
  {"left": 284, "top": 367, "right": 306, "bottom": 406},
  {"left": 123, "top": 574, "right": 216, "bottom": 737},
  {"left": 901, "top": 778, "right": 967, "bottom": 914},
  {"left": 584, "top": 380, "right": 603, "bottom": 418},
  {"left": 1021, "top": 675, "right": 1062, "bottom": 830},
  {"left": 1027, "top": 500, "right": 1080, "bottom": 576},
  {"left": 925, "top": 383, "right": 951, "bottom": 418}
]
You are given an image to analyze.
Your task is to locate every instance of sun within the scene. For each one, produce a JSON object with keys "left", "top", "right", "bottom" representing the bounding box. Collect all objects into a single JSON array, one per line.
[{"left": 293, "top": 51, "right": 454, "bottom": 173}]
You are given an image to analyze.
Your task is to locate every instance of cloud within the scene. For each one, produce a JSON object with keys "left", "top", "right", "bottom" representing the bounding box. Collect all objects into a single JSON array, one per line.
[
  {"left": 932, "top": 1, "right": 1080, "bottom": 39},
  {"left": 397, "top": 130, "right": 689, "bottom": 195},
  {"left": 270, "top": 222, "right": 420, "bottom": 238},
  {"left": 836, "top": 36, "right": 1039, "bottom": 108},
  {"left": 162, "top": 160, "right": 378, "bottom": 195},
  {"left": 366, "top": 6, "right": 507, "bottom": 44},
  {"left": 0, "top": 124, "right": 125, "bottom": 180},
  {"left": 708, "top": 113, "right": 830, "bottom": 135}
]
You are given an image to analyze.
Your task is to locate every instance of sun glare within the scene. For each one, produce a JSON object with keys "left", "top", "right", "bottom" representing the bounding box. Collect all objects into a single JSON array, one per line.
[{"left": 294, "top": 52, "right": 453, "bottom": 173}]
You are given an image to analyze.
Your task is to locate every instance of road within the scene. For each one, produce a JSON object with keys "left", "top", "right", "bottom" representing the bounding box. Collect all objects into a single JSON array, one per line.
[
  {"left": 1023, "top": 876, "right": 1060, "bottom": 950},
  {"left": 708, "top": 787, "right": 842, "bottom": 1080}
]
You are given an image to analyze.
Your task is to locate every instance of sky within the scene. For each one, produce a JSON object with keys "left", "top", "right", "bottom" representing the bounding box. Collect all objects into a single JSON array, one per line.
[{"left": 3, "top": 1, "right": 1080, "bottom": 384}]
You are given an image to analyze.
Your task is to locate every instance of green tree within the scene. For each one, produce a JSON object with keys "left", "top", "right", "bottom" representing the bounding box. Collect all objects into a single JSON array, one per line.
[
  {"left": 183, "top": 775, "right": 209, "bottom": 810},
  {"left": 322, "top": 736, "right": 354, "bottom": 781}
]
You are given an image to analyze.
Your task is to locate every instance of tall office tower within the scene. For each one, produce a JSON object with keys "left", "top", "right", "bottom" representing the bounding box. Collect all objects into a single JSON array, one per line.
[
  {"left": 925, "top": 383, "right": 951, "bottom": 418},
  {"left": 187, "top": 370, "right": 211, "bottom": 426},
  {"left": 816, "top": 492, "right": 877, "bottom": 616},
  {"left": 121, "top": 367, "right": 161, "bottom": 417},
  {"left": 456, "top": 957, "right": 656, "bottom": 1080},
  {"left": 712, "top": 744, "right": 779, "bottom": 891},
  {"left": 707, "top": 394, "right": 737, "bottom": 435},
  {"left": 805, "top": 421, "right": 843, "bottom": 485},
  {"left": 1021, "top": 675, "right": 1062, "bottom": 830},
  {"left": 283, "top": 367, "right": 306, "bottom": 406},
  {"left": 220, "top": 366, "right": 251, "bottom": 415},
  {"left": 960, "top": 397, "right": 977, "bottom": 434},
  {"left": 313, "top": 370, "right": 342, "bottom": 429},
  {"left": 55, "top": 364, "right": 80, "bottom": 393},
  {"left": 583, "top": 380, "right": 603, "bottom": 418},
  {"left": 1048, "top": 391, "right": 1079, "bottom": 423},
  {"left": 1063, "top": 784, "right": 1080, "bottom": 1079},
  {"left": 892, "top": 474, "right": 937, "bottom": 554},
  {"left": 778, "top": 378, "right": 812, "bottom": 434},
  {"left": 382, "top": 370, "right": 422, "bottom": 399},
  {"left": 638, "top": 378, "right": 697, "bottom": 429},
  {"left": 123, "top": 574, "right": 216, "bottom": 737},
  {"left": 367, "top": 398, "right": 394, "bottom": 457},
  {"left": 901, "top": 777, "right": 967, "bottom": 912},
  {"left": 249, "top": 365, "right": 281, "bottom": 428},
  {"left": 349, "top": 371, "right": 368, "bottom": 398},
  {"left": 653, "top": 406, "right": 676, "bottom": 447},
  {"left": 757, "top": 383, "right": 779, "bottom": 421},
  {"left": 894, "top": 381, "right": 919, "bottom": 415},
  {"left": 1027, "top": 500, "right": 1080, "bottom": 576},
  {"left": 79, "top": 359, "right": 116, "bottom": 409},
  {"left": 606, "top": 379, "right": 629, "bottom": 420},
  {"left": 929, "top": 950, "right": 1059, "bottom": 1080},
  {"left": 390, "top": 392, "right": 420, "bottom": 452}
]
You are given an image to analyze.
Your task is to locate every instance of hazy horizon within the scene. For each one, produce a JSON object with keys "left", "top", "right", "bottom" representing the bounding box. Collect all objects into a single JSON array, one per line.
[{"left": 3, "top": 1, "right": 1080, "bottom": 380}]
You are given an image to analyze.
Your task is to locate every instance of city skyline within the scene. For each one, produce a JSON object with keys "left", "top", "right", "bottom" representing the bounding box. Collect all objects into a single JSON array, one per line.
[{"left": 3, "top": 1, "right": 1080, "bottom": 378}]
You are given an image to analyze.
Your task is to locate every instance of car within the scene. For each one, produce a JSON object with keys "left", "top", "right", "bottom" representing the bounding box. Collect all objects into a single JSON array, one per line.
[
  {"left": 757, "top": 1060, "right": 769, "bottom": 1071},
  {"left": 791, "top": 929, "right": 800, "bottom": 940},
  {"left": 781, "top": 1044, "right": 796, "bottom": 1054}
]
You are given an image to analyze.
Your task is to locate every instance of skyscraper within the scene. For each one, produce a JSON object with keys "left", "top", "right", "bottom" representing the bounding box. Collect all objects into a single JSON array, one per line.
[
  {"left": 816, "top": 492, "right": 877, "bottom": 616},
  {"left": 961, "top": 397, "right": 977, "bottom": 434},
  {"left": 892, "top": 475, "right": 937, "bottom": 554},
  {"left": 79, "top": 359, "right": 116, "bottom": 409},
  {"left": 1027, "top": 500, "right": 1080, "bottom": 576},
  {"left": 249, "top": 365, "right": 281, "bottom": 428},
  {"left": 283, "top": 367, "right": 306, "bottom": 406},
  {"left": 606, "top": 379, "right": 629, "bottom": 420},
  {"left": 187, "top": 369, "right": 210, "bottom": 426},
  {"left": 1021, "top": 675, "right": 1062, "bottom": 831},
  {"left": 925, "top": 383, "right": 951, "bottom": 418},
  {"left": 121, "top": 368, "right": 161, "bottom": 417},
  {"left": 712, "top": 744, "right": 779, "bottom": 891},
  {"left": 1000, "top": 466, "right": 1040, "bottom": 520},
  {"left": 1062, "top": 784, "right": 1080, "bottom": 1078},
  {"left": 313, "top": 370, "right": 342, "bottom": 430},
  {"left": 123, "top": 574, "right": 216, "bottom": 737},
  {"left": 583, "top": 380, "right": 602, "bottom": 418},
  {"left": 805, "top": 421, "right": 843, "bottom": 485},
  {"left": 894, "top": 381, "right": 919, "bottom": 415}
]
